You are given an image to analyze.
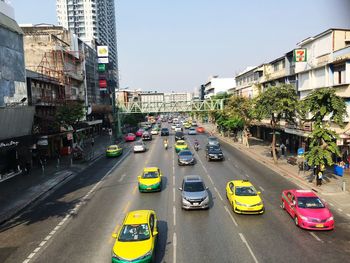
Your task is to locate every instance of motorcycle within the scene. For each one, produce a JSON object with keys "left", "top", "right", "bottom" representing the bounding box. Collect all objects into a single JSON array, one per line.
[
  {"left": 164, "top": 142, "right": 168, "bottom": 150},
  {"left": 194, "top": 143, "right": 199, "bottom": 151}
]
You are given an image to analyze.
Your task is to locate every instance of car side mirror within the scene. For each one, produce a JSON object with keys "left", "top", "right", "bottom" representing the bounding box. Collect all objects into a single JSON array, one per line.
[
  {"left": 153, "top": 230, "right": 158, "bottom": 236},
  {"left": 138, "top": 176, "right": 141, "bottom": 179},
  {"left": 206, "top": 187, "right": 209, "bottom": 190},
  {"left": 257, "top": 191, "right": 261, "bottom": 195},
  {"left": 178, "top": 187, "right": 183, "bottom": 191},
  {"left": 111, "top": 233, "right": 118, "bottom": 239}
]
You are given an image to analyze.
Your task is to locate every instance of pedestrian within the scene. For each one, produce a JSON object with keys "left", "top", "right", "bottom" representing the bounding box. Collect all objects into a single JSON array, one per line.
[
  {"left": 280, "top": 142, "right": 286, "bottom": 157},
  {"left": 91, "top": 137, "right": 95, "bottom": 147},
  {"left": 316, "top": 170, "right": 323, "bottom": 186}
]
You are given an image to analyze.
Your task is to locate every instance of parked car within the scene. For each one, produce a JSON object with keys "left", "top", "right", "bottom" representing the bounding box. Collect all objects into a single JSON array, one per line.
[
  {"left": 124, "top": 133, "right": 136, "bottom": 142},
  {"left": 133, "top": 141, "right": 147, "bottom": 153},
  {"left": 142, "top": 131, "right": 152, "bottom": 141},
  {"left": 179, "top": 175, "right": 209, "bottom": 209}
]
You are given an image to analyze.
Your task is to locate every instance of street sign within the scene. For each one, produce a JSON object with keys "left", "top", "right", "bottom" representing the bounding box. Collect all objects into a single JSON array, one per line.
[{"left": 294, "top": 49, "right": 307, "bottom": 62}]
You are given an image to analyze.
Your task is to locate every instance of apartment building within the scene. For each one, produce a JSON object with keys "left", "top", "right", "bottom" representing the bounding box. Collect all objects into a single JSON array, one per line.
[
  {"left": 203, "top": 76, "right": 236, "bottom": 99},
  {"left": 234, "top": 66, "right": 262, "bottom": 98},
  {"left": 164, "top": 92, "right": 192, "bottom": 102}
]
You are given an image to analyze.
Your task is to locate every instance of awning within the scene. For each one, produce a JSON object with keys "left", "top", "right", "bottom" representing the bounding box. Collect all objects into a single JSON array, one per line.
[{"left": 284, "top": 128, "right": 311, "bottom": 138}]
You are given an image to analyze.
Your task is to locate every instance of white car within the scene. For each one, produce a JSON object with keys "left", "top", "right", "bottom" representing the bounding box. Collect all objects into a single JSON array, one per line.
[
  {"left": 192, "top": 121, "right": 198, "bottom": 126},
  {"left": 133, "top": 141, "right": 147, "bottom": 152},
  {"left": 151, "top": 129, "right": 159, "bottom": 135},
  {"left": 171, "top": 124, "right": 177, "bottom": 130},
  {"left": 188, "top": 127, "right": 197, "bottom": 135},
  {"left": 175, "top": 125, "right": 182, "bottom": 132}
]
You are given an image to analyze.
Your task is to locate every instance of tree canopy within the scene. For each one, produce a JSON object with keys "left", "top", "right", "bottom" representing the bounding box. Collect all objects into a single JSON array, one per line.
[{"left": 56, "top": 102, "right": 85, "bottom": 130}]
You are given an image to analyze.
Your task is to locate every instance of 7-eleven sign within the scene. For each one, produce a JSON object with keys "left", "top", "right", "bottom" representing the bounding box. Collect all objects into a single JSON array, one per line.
[{"left": 294, "top": 48, "right": 307, "bottom": 62}]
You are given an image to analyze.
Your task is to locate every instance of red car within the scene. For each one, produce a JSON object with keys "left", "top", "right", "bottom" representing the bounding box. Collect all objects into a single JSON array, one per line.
[
  {"left": 196, "top": 127, "right": 205, "bottom": 133},
  {"left": 124, "top": 133, "right": 136, "bottom": 142},
  {"left": 281, "top": 189, "right": 334, "bottom": 230},
  {"left": 135, "top": 129, "right": 144, "bottom": 137}
]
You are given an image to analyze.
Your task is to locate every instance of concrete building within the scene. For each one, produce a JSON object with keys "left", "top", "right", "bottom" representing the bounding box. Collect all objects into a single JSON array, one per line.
[
  {"left": 203, "top": 76, "right": 236, "bottom": 99},
  {"left": 234, "top": 67, "right": 262, "bottom": 98},
  {"left": 140, "top": 91, "right": 164, "bottom": 103},
  {"left": 56, "top": 0, "right": 119, "bottom": 87},
  {"left": 164, "top": 92, "right": 192, "bottom": 102},
  {"left": 0, "top": 0, "right": 35, "bottom": 181}
]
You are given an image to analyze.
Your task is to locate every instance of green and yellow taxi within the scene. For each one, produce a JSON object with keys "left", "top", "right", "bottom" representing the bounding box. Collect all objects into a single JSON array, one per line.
[
  {"left": 112, "top": 210, "right": 158, "bottom": 263},
  {"left": 138, "top": 167, "right": 162, "bottom": 192},
  {"left": 183, "top": 122, "right": 192, "bottom": 129},
  {"left": 226, "top": 180, "right": 264, "bottom": 214},
  {"left": 174, "top": 140, "right": 188, "bottom": 152},
  {"left": 106, "top": 145, "right": 123, "bottom": 157}
]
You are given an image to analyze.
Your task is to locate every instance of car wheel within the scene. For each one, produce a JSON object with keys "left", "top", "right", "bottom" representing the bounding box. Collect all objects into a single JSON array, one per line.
[
  {"left": 281, "top": 200, "right": 285, "bottom": 210},
  {"left": 294, "top": 216, "right": 299, "bottom": 226}
]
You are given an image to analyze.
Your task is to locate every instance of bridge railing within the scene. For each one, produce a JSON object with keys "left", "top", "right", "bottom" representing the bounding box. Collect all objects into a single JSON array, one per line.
[{"left": 117, "top": 99, "right": 224, "bottom": 113}]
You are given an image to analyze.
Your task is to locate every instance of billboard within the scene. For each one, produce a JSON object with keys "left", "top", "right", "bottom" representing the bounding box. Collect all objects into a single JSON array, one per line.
[
  {"left": 97, "top": 46, "right": 109, "bottom": 58},
  {"left": 98, "top": 57, "right": 109, "bottom": 64}
]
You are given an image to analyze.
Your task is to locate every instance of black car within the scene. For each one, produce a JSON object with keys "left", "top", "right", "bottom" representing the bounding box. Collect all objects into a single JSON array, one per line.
[
  {"left": 161, "top": 127, "right": 169, "bottom": 136},
  {"left": 206, "top": 146, "right": 224, "bottom": 161},
  {"left": 175, "top": 131, "right": 185, "bottom": 141},
  {"left": 142, "top": 131, "right": 152, "bottom": 141},
  {"left": 178, "top": 150, "right": 195, "bottom": 165},
  {"left": 205, "top": 144, "right": 221, "bottom": 152}
]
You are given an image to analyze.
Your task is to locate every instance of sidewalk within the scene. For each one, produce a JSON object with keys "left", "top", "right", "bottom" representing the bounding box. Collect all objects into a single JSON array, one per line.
[
  {"left": 0, "top": 134, "right": 112, "bottom": 225},
  {"left": 201, "top": 122, "right": 350, "bottom": 218}
]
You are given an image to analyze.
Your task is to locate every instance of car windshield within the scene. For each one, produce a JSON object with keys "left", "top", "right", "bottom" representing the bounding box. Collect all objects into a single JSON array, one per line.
[
  {"left": 184, "top": 181, "right": 205, "bottom": 192},
  {"left": 142, "top": 171, "right": 159, "bottom": 178},
  {"left": 108, "top": 146, "right": 118, "bottom": 150},
  {"left": 118, "top": 224, "right": 150, "bottom": 242},
  {"left": 208, "top": 148, "right": 222, "bottom": 154},
  {"left": 135, "top": 142, "right": 143, "bottom": 146},
  {"left": 175, "top": 132, "right": 183, "bottom": 136},
  {"left": 162, "top": 128, "right": 168, "bottom": 131},
  {"left": 235, "top": 186, "right": 257, "bottom": 196},
  {"left": 208, "top": 138, "right": 218, "bottom": 143},
  {"left": 190, "top": 128, "right": 195, "bottom": 131},
  {"left": 179, "top": 151, "right": 192, "bottom": 156},
  {"left": 297, "top": 197, "right": 325, "bottom": 209},
  {"left": 128, "top": 133, "right": 134, "bottom": 136}
]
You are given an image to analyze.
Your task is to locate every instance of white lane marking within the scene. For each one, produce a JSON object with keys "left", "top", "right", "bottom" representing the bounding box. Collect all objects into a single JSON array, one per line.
[
  {"left": 239, "top": 233, "right": 259, "bottom": 263},
  {"left": 329, "top": 203, "right": 335, "bottom": 207},
  {"left": 214, "top": 187, "right": 224, "bottom": 201},
  {"left": 337, "top": 208, "right": 343, "bottom": 212},
  {"left": 173, "top": 232, "right": 177, "bottom": 263},
  {"left": 173, "top": 175, "right": 175, "bottom": 185},
  {"left": 173, "top": 187, "right": 176, "bottom": 203},
  {"left": 118, "top": 173, "right": 127, "bottom": 182},
  {"left": 224, "top": 206, "right": 238, "bottom": 227},
  {"left": 22, "top": 150, "right": 131, "bottom": 263},
  {"left": 207, "top": 175, "right": 214, "bottom": 185},
  {"left": 310, "top": 232, "right": 323, "bottom": 243},
  {"left": 346, "top": 213, "right": 350, "bottom": 217},
  {"left": 259, "top": 186, "right": 265, "bottom": 192},
  {"left": 245, "top": 174, "right": 250, "bottom": 178},
  {"left": 173, "top": 206, "right": 176, "bottom": 226}
]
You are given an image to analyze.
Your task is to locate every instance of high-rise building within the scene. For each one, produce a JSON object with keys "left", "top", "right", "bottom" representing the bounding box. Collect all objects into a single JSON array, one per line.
[{"left": 56, "top": 0, "right": 118, "bottom": 88}]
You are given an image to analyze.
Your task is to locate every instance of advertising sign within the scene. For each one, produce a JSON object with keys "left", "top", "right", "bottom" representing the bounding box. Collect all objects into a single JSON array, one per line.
[
  {"left": 98, "top": 57, "right": 109, "bottom": 64},
  {"left": 98, "top": 64, "right": 106, "bottom": 72},
  {"left": 97, "top": 46, "right": 109, "bottom": 57},
  {"left": 294, "top": 49, "right": 307, "bottom": 62},
  {"left": 99, "top": 79, "right": 107, "bottom": 88}
]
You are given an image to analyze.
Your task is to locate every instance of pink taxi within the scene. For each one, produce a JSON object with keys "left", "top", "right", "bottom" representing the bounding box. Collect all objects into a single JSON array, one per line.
[
  {"left": 281, "top": 189, "right": 334, "bottom": 230},
  {"left": 124, "top": 133, "right": 136, "bottom": 142}
]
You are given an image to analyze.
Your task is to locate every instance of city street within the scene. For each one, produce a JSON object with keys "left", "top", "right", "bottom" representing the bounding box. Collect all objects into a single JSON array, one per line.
[{"left": 0, "top": 126, "right": 350, "bottom": 263}]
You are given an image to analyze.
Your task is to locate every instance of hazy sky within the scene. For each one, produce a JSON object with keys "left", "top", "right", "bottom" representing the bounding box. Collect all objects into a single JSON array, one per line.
[{"left": 10, "top": 0, "right": 350, "bottom": 93}]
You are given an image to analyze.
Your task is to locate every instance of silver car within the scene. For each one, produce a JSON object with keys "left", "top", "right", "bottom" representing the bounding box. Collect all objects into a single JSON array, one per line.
[
  {"left": 133, "top": 141, "right": 147, "bottom": 153},
  {"left": 179, "top": 176, "right": 209, "bottom": 209}
]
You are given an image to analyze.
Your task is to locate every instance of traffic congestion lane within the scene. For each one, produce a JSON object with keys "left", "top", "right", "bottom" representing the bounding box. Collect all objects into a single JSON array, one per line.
[
  {"left": 0, "top": 152, "right": 131, "bottom": 263},
  {"left": 185, "top": 132, "right": 350, "bottom": 262},
  {"left": 172, "top": 135, "right": 258, "bottom": 263}
]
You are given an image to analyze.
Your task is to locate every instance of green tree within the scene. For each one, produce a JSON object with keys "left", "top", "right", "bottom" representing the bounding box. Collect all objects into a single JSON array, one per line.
[
  {"left": 302, "top": 88, "right": 347, "bottom": 170},
  {"left": 225, "top": 96, "right": 254, "bottom": 147},
  {"left": 254, "top": 84, "right": 298, "bottom": 163},
  {"left": 56, "top": 102, "right": 85, "bottom": 130}
]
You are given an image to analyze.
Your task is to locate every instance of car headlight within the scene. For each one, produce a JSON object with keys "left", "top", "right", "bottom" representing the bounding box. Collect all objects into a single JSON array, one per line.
[
  {"left": 299, "top": 215, "right": 308, "bottom": 221},
  {"left": 135, "top": 250, "right": 152, "bottom": 260},
  {"left": 326, "top": 216, "right": 334, "bottom": 222},
  {"left": 112, "top": 252, "right": 123, "bottom": 260}
]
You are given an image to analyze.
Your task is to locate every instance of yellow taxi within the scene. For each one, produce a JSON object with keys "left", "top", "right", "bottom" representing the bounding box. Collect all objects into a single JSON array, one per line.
[
  {"left": 112, "top": 210, "right": 158, "bottom": 263},
  {"left": 226, "top": 180, "right": 264, "bottom": 214},
  {"left": 174, "top": 140, "right": 188, "bottom": 152},
  {"left": 138, "top": 167, "right": 162, "bottom": 192},
  {"left": 184, "top": 122, "right": 192, "bottom": 129},
  {"left": 106, "top": 145, "right": 123, "bottom": 157}
]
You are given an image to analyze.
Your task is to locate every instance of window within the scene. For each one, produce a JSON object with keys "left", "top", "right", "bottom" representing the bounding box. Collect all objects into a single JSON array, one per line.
[
  {"left": 149, "top": 214, "right": 154, "bottom": 232},
  {"left": 333, "top": 64, "right": 346, "bottom": 85}
]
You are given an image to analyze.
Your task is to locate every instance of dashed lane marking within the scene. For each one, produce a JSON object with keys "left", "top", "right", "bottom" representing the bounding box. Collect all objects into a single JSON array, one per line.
[
  {"left": 118, "top": 173, "right": 127, "bottom": 182},
  {"left": 346, "top": 214, "right": 350, "bottom": 217},
  {"left": 123, "top": 201, "right": 131, "bottom": 213},
  {"left": 214, "top": 187, "right": 224, "bottom": 201},
  {"left": 259, "top": 186, "right": 265, "bottom": 192},
  {"left": 329, "top": 203, "right": 335, "bottom": 207},
  {"left": 132, "top": 185, "right": 137, "bottom": 195},
  {"left": 224, "top": 206, "right": 238, "bottom": 227},
  {"left": 310, "top": 232, "right": 324, "bottom": 243},
  {"left": 245, "top": 174, "right": 250, "bottom": 178},
  {"left": 173, "top": 206, "right": 176, "bottom": 226},
  {"left": 173, "top": 232, "right": 177, "bottom": 263},
  {"left": 337, "top": 208, "right": 343, "bottom": 212},
  {"left": 173, "top": 187, "right": 176, "bottom": 203},
  {"left": 239, "top": 233, "right": 259, "bottom": 263}
]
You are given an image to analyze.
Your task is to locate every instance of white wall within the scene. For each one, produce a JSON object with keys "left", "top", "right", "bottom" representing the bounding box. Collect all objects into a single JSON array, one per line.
[
  {"left": 0, "top": 0, "right": 14, "bottom": 19},
  {"left": 212, "top": 78, "right": 236, "bottom": 94}
]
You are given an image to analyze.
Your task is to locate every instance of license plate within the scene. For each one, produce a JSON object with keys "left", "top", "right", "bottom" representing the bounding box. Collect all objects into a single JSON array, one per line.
[
  {"left": 193, "top": 202, "right": 199, "bottom": 206},
  {"left": 147, "top": 188, "right": 152, "bottom": 190},
  {"left": 315, "top": 224, "right": 324, "bottom": 228}
]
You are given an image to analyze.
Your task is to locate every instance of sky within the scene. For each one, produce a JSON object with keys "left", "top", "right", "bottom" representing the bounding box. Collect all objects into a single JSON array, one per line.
[{"left": 10, "top": 0, "right": 350, "bottom": 93}]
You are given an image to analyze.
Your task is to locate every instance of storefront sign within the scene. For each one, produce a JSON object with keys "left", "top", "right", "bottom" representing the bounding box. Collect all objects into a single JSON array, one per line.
[
  {"left": 0, "top": 141, "right": 19, "bottom": 148},
  {"left": 294, "top": 48, "right": 307, "bottom": 62},
  {"left": 37, "top": 139, "right": 48, "bottom": 146},
  {"left": 98, "top": 57, "right": 109, "bottom": 64},
  {"left": 97, "top": 46, "right": 109, "bottom": 57}
]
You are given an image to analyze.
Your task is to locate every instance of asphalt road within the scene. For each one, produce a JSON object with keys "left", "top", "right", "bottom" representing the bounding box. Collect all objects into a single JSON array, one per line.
[{"left": 0, "top": 124, "right": 350, "bottom": 263}]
